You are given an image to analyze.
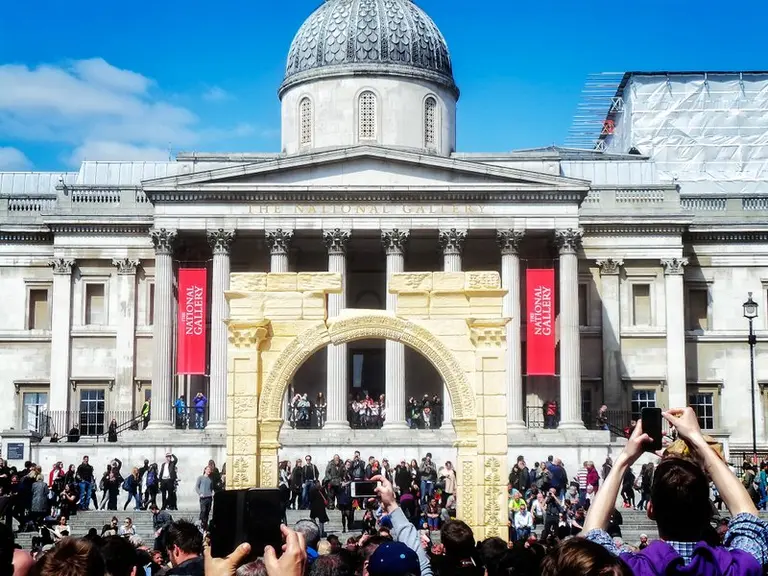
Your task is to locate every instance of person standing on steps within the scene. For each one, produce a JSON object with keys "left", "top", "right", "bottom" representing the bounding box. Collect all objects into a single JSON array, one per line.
[
  {"left": 159, "top": 453, "right": 178, "bottom": 510},
  {"left": 301, "top": 456, "right": 319, "bottom": 511},
  {"left": 193, "top": 392, "right": 208, "bottom": 430},
  {"left": 76, "top": 456, "right": 94, "bottom": 511},
  {"left": 174, "top": 395, "right": 187, "bottom": 430},
  {"left": 195, "top": 465, "right": 214, "bottom": 530},
  {"left": 141, "top": 397, "right": 151, "bottom": 430}
]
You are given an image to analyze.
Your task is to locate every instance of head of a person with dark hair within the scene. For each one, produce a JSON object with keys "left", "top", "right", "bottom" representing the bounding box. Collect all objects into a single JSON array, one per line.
[
  {"left": 309, "top": 553, "right": 355, "bottom": 576},
  {"left": 441, "top": 520, "right": 476, "bottom": 561},
  {"left": 100, "top": 536, "right": 139, "bottom": 576},
  {"left": 294, "top": 519, "right": 321, "bottom": 552},
  {"left": 648, "top": 457, "right": 711, "bottom": 542},
  {"left": 162, "top": 520, "right": 203, "bottom": 575},
  {"left": 30, "top": 538, "right": 106, "bottom": 576},
  {"left": 477, "top": 537, "right": 507, "bottom": 575},
  {"left": 541, "top": 538, "right": 632, "bottom": 576}
]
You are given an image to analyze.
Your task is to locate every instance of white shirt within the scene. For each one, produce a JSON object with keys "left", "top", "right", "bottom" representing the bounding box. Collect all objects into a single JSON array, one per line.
[
  {"left": 161, "top": 464, "right": 171, "bottom": 480},
  {"left": 514, "top": 510, "right": 533, "bottom": 529}
]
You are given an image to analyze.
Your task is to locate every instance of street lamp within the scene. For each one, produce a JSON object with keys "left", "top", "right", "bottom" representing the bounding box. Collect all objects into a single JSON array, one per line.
[{"left": 743, "top": 292, "right": 759, "bottom": 455}]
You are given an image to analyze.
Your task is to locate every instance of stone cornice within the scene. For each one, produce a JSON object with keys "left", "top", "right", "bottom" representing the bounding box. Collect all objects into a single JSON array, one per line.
[
  {"left": 686, "top": 230, "right": 768, "bottom": 243},
  {"left": 0, "top": 231, "right": 53, "bottom": 243},
  {"left": 584, "top": 223, "right": 689, "bottom": 235},
  {"left": 141, "top": 145, "right": 590, "bottom": 191},
  {"left": 46, "top": 222, "right": 152, "bottom": 235}
]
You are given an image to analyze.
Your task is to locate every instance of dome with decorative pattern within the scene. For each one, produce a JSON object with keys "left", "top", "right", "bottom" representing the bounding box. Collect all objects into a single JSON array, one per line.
[{"left": 280, "top": 0, "right": 456, "bottom": 96}]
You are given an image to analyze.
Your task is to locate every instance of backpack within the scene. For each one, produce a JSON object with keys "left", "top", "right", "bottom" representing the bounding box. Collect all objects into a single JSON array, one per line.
[
  {"left": 146, "top": 470, "right": 156, "bottom": 486},
  {"left": 122, "top": 477, "right": 132, "bottom": 491}
]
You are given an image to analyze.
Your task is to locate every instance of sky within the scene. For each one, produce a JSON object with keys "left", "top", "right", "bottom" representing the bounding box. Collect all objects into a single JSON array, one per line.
[{"left": 0, "top": 0, "right": 766, "bottom": 171}]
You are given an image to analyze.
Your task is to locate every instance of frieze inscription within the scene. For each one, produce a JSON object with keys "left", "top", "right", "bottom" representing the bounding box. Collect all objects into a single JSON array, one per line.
[{"left": 248, "top": 204, "right": 488, "bottom": 216}]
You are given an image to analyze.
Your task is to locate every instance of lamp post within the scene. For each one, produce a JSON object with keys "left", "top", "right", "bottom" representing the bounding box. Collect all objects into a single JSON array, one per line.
[{"left": 743, "top": 292, "right": 759, "bottom": 456}]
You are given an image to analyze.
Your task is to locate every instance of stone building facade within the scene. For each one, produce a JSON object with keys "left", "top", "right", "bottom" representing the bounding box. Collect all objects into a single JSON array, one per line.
[{"left": 1, "top": 0, "right": 767, "bottom": 504}]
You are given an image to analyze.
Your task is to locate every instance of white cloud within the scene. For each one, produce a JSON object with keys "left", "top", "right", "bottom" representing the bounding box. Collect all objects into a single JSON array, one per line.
[
  {"left": 0, "top": 147, "right": 32, "bottom": 170},
  {"left": 0, "top": 59, "right": 268, "bottom": 167},
  {"left": 202, "top": 86, "right": 231, "bottom": 102}
]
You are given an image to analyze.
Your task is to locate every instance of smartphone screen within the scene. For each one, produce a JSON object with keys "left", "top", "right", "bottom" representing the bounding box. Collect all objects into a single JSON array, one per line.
[
  {"left": 350, "top": 481, "right": 379, "bottom": 499},
  {"left": 641, "top": 407, "right": 663, "bottom": 452},
  {"left": 210, "top": 488, "right": 283, "bottom": 559}
]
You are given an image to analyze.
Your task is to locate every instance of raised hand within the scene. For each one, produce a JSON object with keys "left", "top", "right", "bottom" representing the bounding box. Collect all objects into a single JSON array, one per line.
[
  {"left": 264, "top": 525, "right": 307, "bottom": 576},
  {"left": 662, "top": 407, "right": 704, "bottom": 446}
]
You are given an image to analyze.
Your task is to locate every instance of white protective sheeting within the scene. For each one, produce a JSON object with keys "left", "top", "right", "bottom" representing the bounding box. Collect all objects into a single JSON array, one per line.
[
  {"left": 0, "top": 172, "right": 77, "bottom": 196},
  {"left": 607, "top": 73, "right": 768, "bottom": 193}
]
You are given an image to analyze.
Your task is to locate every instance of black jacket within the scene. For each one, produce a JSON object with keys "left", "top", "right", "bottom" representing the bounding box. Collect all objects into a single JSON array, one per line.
[
  {"left": 76, "top": 463, "right": 94, "bottom": 483},
  {"left": 159, "top": 456, "right": 178, "bottom": 482},
  {"left": 302, "top": 464, "right": 319, "bottom": 483}
]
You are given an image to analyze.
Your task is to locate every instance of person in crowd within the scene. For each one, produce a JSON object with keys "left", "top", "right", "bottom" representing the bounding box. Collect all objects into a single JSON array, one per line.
[
  {"left": 119, "top": 517, "right": 136, "bottom": 537},
  {"left": 290, "top": 458, "right": 303, "bottom": 510},
  {"left": 540, "top": 537, "right": 632, "bottom": 576},
  {"left": 308, "top": 480, "right": 329, "bottom": 538},
  {"left": 174, "top": 395, "right": 187, "bottom": 430},
  {"left": 585, "top": 407, "right": 768, "bottom": 574},
  {"left": 98, "top": 464, "right": 112, "bottom": 510},
  {"left": 75, "top": 456, "right": 94, "bottom": 511},
  {"left": 419, "top": 453, "right": 437, "bottom": 508},
  {"left": 107, "top": 418, "right": 118, "bottom": 443},
  {"left": 602, "top": 456, "right": 613, "bottom": 481},
  {"left": 324, "top": 454, "right": 344, "bottom": 509},
  {"left": 637, "top": 463, "right": 653, "bottom": 511},
  {"left": 150, "top": 503, "right": 174, "bottom": 553},
  {"left": 543, "top": 399, "right": 558, "bottom": 429},
  {"left": 67, "top": 425, "right": 81, "bottom": 443},
  {"left": 102, "top": 516, "right": 119, "bottom": 537},
  {"left": 315, "top": 392, "right": 327, "bottom": 429},
  {"left": 350, "top": 452, "right": 365, "bottom": 481},
  {"left": 542, "top": 487, "right": 563, "bottom": 542},
  {"left": 757, "top": 462, "right": 768, "bottom": 511},
  {"left": 164, "top": 520, "right": 204, "bottom": 576},
  {"left": 394, "top": 459, "right": 411, "bottom": 498},
  {"left": 434, "top": 519, "right": 482, "bottom": 576},
  {"left": 58, "top": 483, "right": 78, "bottom": 519},
  {"left": 102, "top": 535, "right": 144, "bottom": 576},
  {"left": 28, "top": 470, "right": 48, "bottom": 526},
  {"left": 576, "top": 461, "right": 589, "bottom": 506},
  {"left": 193, "top": 392, "right": 208, "bottom": 429},
  {"left": 141, "top": 397, "right": 151, "bottom": 429},
  {"left": 596, "top": 404, "right": 610, "bottom": 431},
  {"left": 207, "top": 459, "right": 223, "bottom": 493},
  {"left": 122, "top": 467, "right": 141, "bottom": 511},
  {"left": 621, "top": 466, "right": 636, "bottom": 509},
  {"left": 105, "top": 466, "right": 121, "bottom": 511},
  {"left": 47, "top": 462, "right": 64, "bottom": 489},
  {"left": 337, "top": 474, "right": 354, "bottom": 533},
  {"left": 509, "top": 456, "right": 530, "bottom": 497},
  {"left": 439, "top": 461, "right": 457, "bottom": 508},
  {"left": 301, "top": 455, "right": 319, "bottom": 510},
  {"left": 426, "top": 498, "right": 441, "bottom": 532},
  {"left": 514, "top": 502, "right": 534, "bottom": 542},
  {"left": 63, "top": 464, "right": 76, "bottom": 487},
  {"left": 742, "top": 462, "right": 759, "bottom": 504},
  {"left": 195, "top": 465, "right": 214, "bottom": 530},
  {"left": 159, "top": 453, "right": 178, "bottom": 510},
  {"left": 530, "top": 491, "right": 546, "bottom": 528},
  {"left": 50, "top": 433, "right": 59, "bottom": 443},
  {"left": 547, "top": 457, "right": 568, "bottom": 502},
  {"left": 144, "top": 462, "right": 159, "bottom": 509},
  {"left": 294, "top": 518, "right": 321, "bottom": 565},
  {"left": 32, "top": 536, "right": 105, "bottom": 575},
  {"left": 638, "top": 534, "right": 649, "bottom": 550},
  {"left": 278, "top": 460, "right": 291, "bottom": 524},
  {"left": 586, "top": 461, "right": 600, "bottom": 494}
]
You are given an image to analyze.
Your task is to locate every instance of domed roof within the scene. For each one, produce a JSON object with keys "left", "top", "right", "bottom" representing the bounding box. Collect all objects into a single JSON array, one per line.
[{"left": 280, "top": 0, "right": 457, "bottom": 96}]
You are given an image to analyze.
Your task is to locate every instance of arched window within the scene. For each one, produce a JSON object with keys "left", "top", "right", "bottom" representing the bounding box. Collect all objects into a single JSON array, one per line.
[
  {"left": 358, "top": 91, "right": 377, "bottom": 140},
  {"left": 424, "top": 96, "right": 437, "bottom": 149},
  {"left": 300, "top": 98, "right": 312, "bottom": 146}
]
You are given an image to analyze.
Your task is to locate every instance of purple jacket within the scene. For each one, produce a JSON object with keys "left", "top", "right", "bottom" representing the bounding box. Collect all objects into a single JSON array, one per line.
[{"left": 621, "top": 540, "right": 762, "bottom": 576}]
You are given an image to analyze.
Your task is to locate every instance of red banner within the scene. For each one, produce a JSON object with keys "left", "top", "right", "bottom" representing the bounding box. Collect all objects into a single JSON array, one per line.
[
  {"left": 177, "top": 268, "right": 208, "bottom": 375},
  {"left": 526, "top": 268, "right": 556, "bottom": 376}
]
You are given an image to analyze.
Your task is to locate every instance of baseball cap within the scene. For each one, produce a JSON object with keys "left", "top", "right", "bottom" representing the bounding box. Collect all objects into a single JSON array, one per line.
[{"left": 367, "top": 541, "right": 420, "bottom": 576}]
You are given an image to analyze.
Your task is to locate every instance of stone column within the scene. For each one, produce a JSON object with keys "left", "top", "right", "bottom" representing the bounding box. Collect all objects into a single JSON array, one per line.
[
  {"left": 382, "top": 229, "right": 409, "bottom": 429},
  {"left": 662, "top": 258, "right": 688, "bottom": 409},
  {"left": 555, "top": 229, "right": 585, "bottom": 429},
  {"left": 147, "top": 228, "right": 177, "bottom": 430},
  {"left": 49, "top": 259, "right": 75, "bottom": 414},
  {"left": 596, "top": 259, "right": 624, "bottom": 408},
  {"left": 324, "top": 228, "right": 351, "bottom": 430},
  {"left": 267, "top": 229, "right": 293, "bottom": 273},
  {"left": 207, "top": 229, "right": 236, "bottom": 431},
  {"left": 439, "top": 228, "right": 466, "bottom": 428},
  {"left": 112, "top": 259, "right": 139, "bottom": 413},
  {"left": 497, "top": 230, "right": 525, "bottom": 428}
]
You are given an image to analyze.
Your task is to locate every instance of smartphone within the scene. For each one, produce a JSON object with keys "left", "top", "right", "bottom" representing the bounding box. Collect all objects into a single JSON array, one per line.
[
  {"left": 350, "top": 481, "right": 380, "bottom": 499},
  {"left": 209, "top": 488, "right": 283, "bottom": 559},
  {"left": 641, "top": 407, "right": 663, "bottom": 452}
]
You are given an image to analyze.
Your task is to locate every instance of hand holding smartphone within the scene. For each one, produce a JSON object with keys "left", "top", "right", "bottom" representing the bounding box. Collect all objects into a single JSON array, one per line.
[
  {"left": 209, "top": 488, "right": 283, "bottom": 560},
  {"left": 641, "top": 407, "right": 663, "bottom": 452}
]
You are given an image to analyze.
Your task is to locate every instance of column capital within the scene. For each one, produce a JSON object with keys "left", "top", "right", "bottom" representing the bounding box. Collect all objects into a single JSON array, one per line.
[
  {"left": 266, "top": 229, "right": 293, "bottom": 256},
  {"left": 149, "top": 228, "right": 177, "bottom": 256},
  {"left": 439, "top": 228, "right": 467, "bottom": 257},
  {"left": 49, "top": 258, "right": 75, "bottom": 275},
  {"left": 596, "top": 258, "right": 624, "bottom": 276},
  {"left": 112, "top": 258, "right": 140, "bottom": 275},
  {"left": 555, "top": 228, "right": 583, "bottom": 255},
  {"left": 381, "top": 229, "right": 409, "bottom": 256},
  {"left": 496, "top": 230, "right": 525, "bottom": 255},
  {"left": 323, "top": 228, "right": 351, "bottom": 255},
  {"left": 661, "top": 257, "right": 688, "bottom": 275},
  {"left": 207, "top": 229, "right": 236, "bottom": 255}
]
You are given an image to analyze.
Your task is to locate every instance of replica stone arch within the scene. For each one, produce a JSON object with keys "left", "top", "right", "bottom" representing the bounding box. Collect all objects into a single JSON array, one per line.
[{"left": 225, "top": 270, "right": 510, "bottom": 539}]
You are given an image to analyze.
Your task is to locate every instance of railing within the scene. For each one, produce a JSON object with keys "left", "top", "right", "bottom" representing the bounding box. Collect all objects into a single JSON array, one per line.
[
  {"left": 681, "top": 197, "right": 728, "bottom": 211},
  {"left": 172, "top": 407, "right": 210, "bottom": 430},
  {"left": 95, "top": 412, "right": 144, "bottom": 442},
  {"left": 525, "top": 406, "right": 633, "bottom": 435},
  {"left": 6, "top": 196, "right": 57, "bottom": 212},
  {"left": 37, "top": 410, "right": 136, "bottom": 438},
  {"left": 71, "top": 188, "right": 121, "bottom": 204},
  {"left": 732, "top": 452, "right": 768, "bottom": 476}
]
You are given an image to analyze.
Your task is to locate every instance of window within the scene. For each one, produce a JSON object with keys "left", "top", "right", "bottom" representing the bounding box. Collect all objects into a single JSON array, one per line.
[
  {"left": 424, "top": 96, "right": 437, "bottom": 148},
  {"left": 79, "top": 389, "right": 105, "bottom": 436},
  {"left": 300, "top": 97, "right": 312, "bottom": 146},
  {"left": 578, "top": 283, "right": 589, "bottom": 327},
  {"left": 689, "top": 391, "right": 715, "bottom": 430},
  {"left": 630, "top": 389, "right": 656, "bottom": 422},
  {"left": 358, "top": 91, "right": 377, "bottom": 140},
  {"left": 687, "top": 287, "right": 709, "bottom": 331},
  {"left": 22, "top": 392, "right": 48, "bottom": 433},
  {"left": 85, "top": 283, "right": 106, "bottom": 325},
  {"left": 632, "top": 284, "right": 651, "bottom": 326},
  {"left": 581, "top": 385, "right": 593, "bottom": 423},
  {"left": 27, "top": 288, "right": 50, "bottom": 330},
  {"left": 148, "top": 283, "right": 155, "bottom": 326}
]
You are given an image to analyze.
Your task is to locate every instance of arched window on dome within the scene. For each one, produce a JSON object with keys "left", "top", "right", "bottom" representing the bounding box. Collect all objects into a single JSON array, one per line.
[
  {"left": 299, "top": 97, "right": 313, "bottom": 147},
  {"left": 358, "top": 91, "right": 377, "bottom": 141},
  {"left": 424, "top": 96, "right": 437, "bottom": 149}
]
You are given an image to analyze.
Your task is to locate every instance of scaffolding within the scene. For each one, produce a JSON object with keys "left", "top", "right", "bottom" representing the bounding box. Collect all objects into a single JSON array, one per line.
[{"left": 565, "top": 72, "right": 627, "bottom": 151}]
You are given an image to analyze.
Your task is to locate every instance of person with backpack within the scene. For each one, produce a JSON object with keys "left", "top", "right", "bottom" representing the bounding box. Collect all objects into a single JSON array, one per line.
[
  {"left": 122, "top": 467, "right": 141, "bottom": 511},
  {"left": 144, "top": 463, "right": 159, "bottom": 509}
]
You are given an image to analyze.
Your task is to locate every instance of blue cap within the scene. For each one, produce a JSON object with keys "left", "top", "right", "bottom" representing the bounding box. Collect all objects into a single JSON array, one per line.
[{"left": 368, "top": 541, "right": 420, "bottom": 576}]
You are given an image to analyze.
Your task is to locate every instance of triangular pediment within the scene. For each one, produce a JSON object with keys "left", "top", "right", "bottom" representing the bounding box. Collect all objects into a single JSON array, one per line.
[{"left": 142, "top": 145, "right": 590, "bottom": 192}]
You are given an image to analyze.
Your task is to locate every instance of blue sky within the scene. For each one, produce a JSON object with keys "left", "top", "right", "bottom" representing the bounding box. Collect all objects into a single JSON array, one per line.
[{"left": 0, "top": 0, "right": 766, "bottom": 171}]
